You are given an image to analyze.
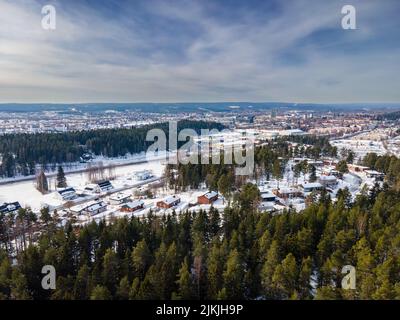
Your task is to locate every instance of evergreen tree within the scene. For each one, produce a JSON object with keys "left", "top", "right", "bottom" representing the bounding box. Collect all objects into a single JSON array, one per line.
[
  {"left": 176, "top": 257, "right": 193, "bottom": 299},
  {"left": 56, "top": 166, "right": 67, "bottom": 188},
  {"left": 308, "top": 165, "right": 317, "bottom": 182},
  {"left": 206, "top": 241, "right": 224, "bottom": 299},
  {"left": 272, "top": 253, "right": 298, "bottom": 299},
  {"left": 336, "top": 160, "right": 349, "bottom": 174},
  {"left": 129, "top": 277, "right": 140, "bottom": 300},
  {"left": 236, "top": 183, "right": 261, "bottom": 211},
  {"left": 10, "top": 269, "right": 31, "bottom": 300},
  {"left": 90, "top": 285, "right": 112, "bottom": 300},
  {"left": 131, "top": 240, "right": 152, "bottom": 280},
  {"left": 102, "top": 248, "right": 120, "bottom": 295},
  {"left": 222, "top": 249, "right": 244, "bottom": 299},
  {"left": 116, "top": 276, "right": 130, "bottom": 300},
  {"left": 73, "top": 264, "right": 91, "bottom": 300}
]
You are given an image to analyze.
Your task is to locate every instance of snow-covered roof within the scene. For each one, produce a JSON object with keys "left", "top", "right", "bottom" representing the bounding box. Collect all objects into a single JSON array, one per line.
[
  {"left": 308, "top": 160, "right": 323, "bottom": 164},
  {"left": 97, "top": 181, "right": 113, "bottom": 189},
  {"left": 58, "top": 187, "right": 76, "bottom": 195},
  {"left": 277, "top": 187, "right": 302, "bottom": 194},
  {"left": 123, "top": 200, "right": 144, "bottom": 208},
  {"left": 364, "top": 170, "right": 384, "bottom": 175},
  {"left": 135, "top": 170, "right": 152, "bottom": 177},
  {"left": 283, "top": 129, "right": 305, "bottom": 135},
  {"left": 319, "top": 175, "right": 337, "bottom": 181},
  {"left": 260, "top": 191, "right": 276, "bottom": 199},
  {"left": 202, "top": 191, "right": 218, "bottom": 199},
  {"left": 163, "top": 195, "right": 180, "bottom": 205},
  {"left": 70, "top": 200, "right": 106, "bottom": 213},
  {"left": 110, "top": 192, "right": 131, "bottom": 201},
  {"left": 301, "top": 182, "right": 323, "bottom": 189},
  {"left": 70, "top": 203, "right": 86, "bottom": 212},
  {"left": 86, "top": 201, "right": 107, "bottom": 212},
  {"left": 84, "top": 184, "right": 98, "bottom": 190}
]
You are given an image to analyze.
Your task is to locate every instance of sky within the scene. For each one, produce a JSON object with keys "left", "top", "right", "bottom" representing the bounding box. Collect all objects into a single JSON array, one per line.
[{"left": 0, "top": 0, "right": 399, "bottom": 104}]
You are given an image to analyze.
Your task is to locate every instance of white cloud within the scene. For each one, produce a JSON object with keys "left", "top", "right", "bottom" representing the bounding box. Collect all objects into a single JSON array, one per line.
[{"left": 0, "top": 0, "right": 399, "bottom": 103}]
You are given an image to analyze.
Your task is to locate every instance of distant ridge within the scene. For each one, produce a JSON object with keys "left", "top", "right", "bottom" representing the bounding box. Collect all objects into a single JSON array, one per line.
[{"left": 0, "top": 102, "right": 400, "bottom": 113}]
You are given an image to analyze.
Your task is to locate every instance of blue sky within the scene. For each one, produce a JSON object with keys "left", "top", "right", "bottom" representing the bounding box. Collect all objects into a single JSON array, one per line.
[{"left": 0, "top": 0, "right": 399, "bottom": 103}]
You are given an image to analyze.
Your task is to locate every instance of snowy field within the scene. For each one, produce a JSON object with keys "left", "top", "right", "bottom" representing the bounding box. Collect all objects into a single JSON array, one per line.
[
  {"left": 0, "top": 151, "right": 171, "bottom": 184},
  {"left": 331, "top": 138, "right": 386, "bottom": 160},
  {"left": 0, "top": 157, "right": 165, "bottom": 211}
]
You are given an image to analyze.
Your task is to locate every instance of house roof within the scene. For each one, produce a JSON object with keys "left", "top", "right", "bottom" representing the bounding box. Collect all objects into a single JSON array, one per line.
[
  {"left": 70, "top": 200, "right": 106, "bottom": 213},
  {"left": 135, "top": 170, "right": 152, "bottom": 176},
  {"left": 276, "top": 188, "right": 302, "bottom": 195},
  {"left": 302, "top": 182, "right": 323, "bottom": 189},
  {"left": 202, "top": 191, "right": 218, "bottom": 199},
  {"left": 122, "top": 200, "right": 144, "bottom": 209},
  {"left": 110, "top": 192, "right": 131, "bottom": 201},
  {"left": 84, "top": 184, "right": 98, "bottom": 190},
  {"left": 364, "top": 170, "right": 384, "bottom": 175},
  {"left": 58, "top": 187, "right": 76, "bottom": 195},
  {"left": 98, "top": 181, "right": 113, "bottom": 188},
  {"left": 261, "top": 192, "right": 276, "bottom": 199},
  {"left": 86, "top": 201, "right": 107, "bottom": 212},
  {"left": 163, "top": 195, "right": 180, "bottom": 205},
  {"left": 0, "top": 202, "right": 21, "bottom": 214},
  {"left": 319, "top": 175, "right": 337, "bottom": 181}
]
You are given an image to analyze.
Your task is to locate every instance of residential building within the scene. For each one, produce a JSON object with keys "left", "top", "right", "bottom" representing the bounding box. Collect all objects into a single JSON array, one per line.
[
  {"left": 300, "top": 182, "right": 324, "bottom": 193},
  {"left": 157, "top": 195, "right": 181, "bottom": 209},
  {"left": 0, "top": 202, "right": 21, "bottom": 215},
  {"left": 98, "top": 180, "right": 114, "bottom": 192},
  {"left": 120, "top": 200, "right": 145, "bottom": 212},
  {"left": 109, "top": 192, "right": 131, "bottom": 205},
  {"left": 56, "top": 187, "right": 78, "bottom": 201},
  {"left": 197, "top": 191, "right": 218, "bottom": 205}
]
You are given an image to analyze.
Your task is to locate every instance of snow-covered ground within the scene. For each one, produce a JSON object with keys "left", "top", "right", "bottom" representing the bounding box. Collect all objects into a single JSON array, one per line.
[
  {"left": 0, "top": 151, "right": 172, "bottom": 184},
  {"left": 74, "top": 188, "right": 228, "bottom": 226},
  {"left": 331, "top": 137, "right": 387, "bottom": 161},
  {"left": 0, "top": 156, "right": 165, "bottom": 211},
  {"left": 0, "top": 155, "right": 376, "bottom": 227},
  {"left": 256, "top": 160, "right": 364, "bottom": 210}
]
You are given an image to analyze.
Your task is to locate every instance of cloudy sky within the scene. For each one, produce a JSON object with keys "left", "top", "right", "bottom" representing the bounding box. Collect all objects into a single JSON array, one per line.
[{"left": 0, "top": 0, "right": 399, "bottom": 103}]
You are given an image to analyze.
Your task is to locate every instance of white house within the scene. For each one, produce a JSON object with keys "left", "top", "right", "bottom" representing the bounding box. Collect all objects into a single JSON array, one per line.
[
  {"left": 109, "top": 192, "right": 131, "bottom": 205},
  {"left": 55, "top": 187, "right": 78, "bottom": 201},
  {"left": 70, "top": 200, "right": 107, "bottom": 216},
  {"left": 84, "top": 184, "right": 100, "bottom": 194},
  {"left": 85, "top": 201, "right": 107, "bottom": 216},
  {"left": 364, "top": 170, "right": 385, "bottom": 180},
  {"left": 260, "top": 191, "right": 276, "bottom": 202},
  {"left": 300, "top": 182, "right": 324, "bottom": 193},
  {"left": 97, "top": 180, "right": 114, "bottom": 192},
  {"left": 318, "top": 175, "right": 338, "bottom": 188},
  {"left": 135, "top": 170, "right": 153, "bottom": 181}
]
